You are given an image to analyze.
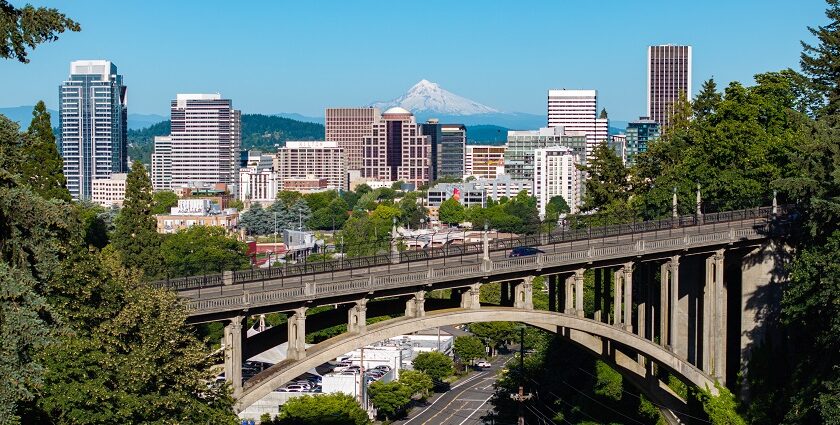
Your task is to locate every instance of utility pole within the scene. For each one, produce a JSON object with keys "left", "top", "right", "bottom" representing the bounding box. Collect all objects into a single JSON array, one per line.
[
  {"left": 509, "top": 326, "right": 531, "bottom": 425},
  {"left": 359, "top": 346, "right": 366, "bottom": 409}
]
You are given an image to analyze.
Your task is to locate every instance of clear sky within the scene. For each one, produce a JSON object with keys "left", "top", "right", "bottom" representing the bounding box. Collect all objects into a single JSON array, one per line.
[{"left": 0, "top": 0, "right": 828, "bottom": 121}]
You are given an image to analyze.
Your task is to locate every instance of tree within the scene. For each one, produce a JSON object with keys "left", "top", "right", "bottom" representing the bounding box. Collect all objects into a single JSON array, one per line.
[
  {"left": 19, "top": 101, "right": 70, "bottom": 201},
  {"left": 34, "top": 249, "right": 238, "bottom": 424},
  {"left": 398, "top": 370, "right": 433, "bottom": 400},
  {"left": 695, "top": 383, "right": 746, "bottom": 425},
  {"left": 545, "top": 195, "right": 571, "bottom": 222},
  {"left": 228, "top": 198, "right": 244, "bottom": 210},
  {"left": 111, "top": 161, "right": 162, "bottom": 278},
  {"left": 693, "top": 78, "right": 722, "bottom": 120},
  {"left": 0, "top": 0, "right": 80, "bottom": 63},
  {"left": 453, "top": 335, "right": 485, "bottom": 364},
  {"left": 367, "top": 381, "right": 412, "bottom": 420},
  {"left": 160, "top": 226, "right": 250, "bottom": 277},
  {"left": 151, "top": 190, "right": 178, "bottom": 215},
  {"left": 593, "top": 360, "right": 622, "bottom": 401},
  {"left": 412, "top": 351, "right": 453, "bottom": 382},
  {"left": 399, "top": 192, "right": 426, "bottom": 228},
  {"left": 308, "top": 197, "right": 349, "bottom": 231},
  {"left": 468, "top": 322, "right": 517, "bottom": 355},
  {"left": 801, "top": 0, "right": 840, "bottom": 120},
  {"left": 501, "top": 190, "right": 540, "bottom": 234},
  {"left": 599, "top": 108, "right": 608, "bottom": 119},
  {"left": 275, "top": 393, "right": 369, "bottom": 425},
  {"left": 438, "top": 196, "right": 465, "bottom": 225},
  {"left": 578, "top": 143, "right": 630, "bottom": 215},
  {"left": 239, "top": 202, "right": 273, "bottom": 235}
]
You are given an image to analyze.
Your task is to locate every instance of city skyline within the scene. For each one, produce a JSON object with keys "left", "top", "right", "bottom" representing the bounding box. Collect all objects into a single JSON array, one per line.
[{"left": 0, "top": 0, "right": 826, "bottom": 121}]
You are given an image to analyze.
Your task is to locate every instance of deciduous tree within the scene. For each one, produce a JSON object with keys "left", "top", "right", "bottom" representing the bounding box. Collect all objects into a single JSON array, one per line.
[
  {"left": 411, "top": 351, "right": 453, "bottom": 382},
  {"left": 0, "top": 0, "right": 80, "bottom": 63}
]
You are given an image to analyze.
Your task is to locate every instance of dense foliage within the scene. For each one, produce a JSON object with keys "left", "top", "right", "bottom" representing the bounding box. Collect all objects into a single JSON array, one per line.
[
  {"left": 411, "top": 351, "right": 454, "bottom": 382},
  {"left": 272, "top": 393, "right": 369, "bottom": 425},
  {"left": 111, "top": 161, "right": 163, "bottom": 278},
  {"left": 0, "top": 0, "right": 80, "bottom": 63},
  {"left": 19, "top": 101, "right": 70, "bottom": 201},
  {"left": 453, "top": 335, "right": 486, "bottom": 363},
  {"left": 239, "top": 196, "right": 312, "bottom": 236},
  {"left": 160, "top": 226, "right": 250, "bottom": 277}
]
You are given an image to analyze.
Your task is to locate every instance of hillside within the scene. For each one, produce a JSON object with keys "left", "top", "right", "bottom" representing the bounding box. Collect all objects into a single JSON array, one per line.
[{"left": 126, "top": 114, "right": 325, "bottom": 163}]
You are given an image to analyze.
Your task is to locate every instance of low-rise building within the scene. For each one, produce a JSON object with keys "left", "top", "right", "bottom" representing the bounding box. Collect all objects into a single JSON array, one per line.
[
  {"left": 465, "top": 145, "right": 506, "bottom": 179},
  {"left": 91, "top": 173, "right": 128, "bottom": 207},
  {"left": 427, "top": 182, "right": 486, "bottom": 208},
  {"left": 155, "top": 199, "right": 239, "bottom": 234},
  {"left": 281, "top": 176, "right": 329, "bottom": 193},
  {"left": 472, "top": 174, "right": 532, "bottom": 201}
]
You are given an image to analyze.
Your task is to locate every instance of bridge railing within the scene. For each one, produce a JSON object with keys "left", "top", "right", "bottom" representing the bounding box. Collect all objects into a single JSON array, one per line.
[{"left": 156, "top": 205, "right": 784, "bottom": 292}]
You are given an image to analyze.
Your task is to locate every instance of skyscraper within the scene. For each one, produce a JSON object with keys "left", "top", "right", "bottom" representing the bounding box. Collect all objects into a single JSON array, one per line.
[
  {"left": 151, "top": 135, "right": 172, "bottom": 191},
  {"left": 59, "top": 60, "right": 127, "bottom": 200},
  {"left": 625, "top": 117, "right": 661, "bottom": 165},
  {"left": 325, "top": 107, "right": 380, "bottom": 171},
  {"left": 647, "top": 45, "right": 692, "bottom": 128},
  {"left": 166, "top": 94, "right": 241, "bottom": 193},
  {"left": 361, "top": 107, "right": 431, "bottom": 187},
  {"left": 421, "top": 119, "right": 466, "bottom": 180},
  {"left": 546, "top": 89, "right": 608, "bottom": 160}
]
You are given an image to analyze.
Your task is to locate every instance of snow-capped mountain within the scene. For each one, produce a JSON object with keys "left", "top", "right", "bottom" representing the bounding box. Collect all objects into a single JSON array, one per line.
[{"left": 372, "top": 79, "right": 500, "bottom": 115}]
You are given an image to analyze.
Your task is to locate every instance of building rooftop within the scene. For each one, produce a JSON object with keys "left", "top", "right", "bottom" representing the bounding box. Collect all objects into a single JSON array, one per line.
[{"left": 383, "top": 106, "right": 412, "bottom": 116}]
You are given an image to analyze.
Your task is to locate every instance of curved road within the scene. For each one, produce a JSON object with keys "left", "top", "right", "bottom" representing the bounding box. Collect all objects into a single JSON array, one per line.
[{"left": 397, "top": 353, "right": 513, "bottom": 425}]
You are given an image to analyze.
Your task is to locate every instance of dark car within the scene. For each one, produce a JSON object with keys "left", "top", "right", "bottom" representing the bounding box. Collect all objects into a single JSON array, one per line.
[{"left": 509, "top": 247, "right": 544, "bottom": 257}]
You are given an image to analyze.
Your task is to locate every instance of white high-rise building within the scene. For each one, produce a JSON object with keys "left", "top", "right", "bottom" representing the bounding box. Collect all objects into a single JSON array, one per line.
[
  {"left": 151, "top": 136, "right": 172, "bottom": 191},
  {"left": 59, "top": 60, "right": 127, "bottom": 200},
  {"left": 276, "top": 141, "right": 347, "bottom": 191},
  {"left": 546, "top": 89, "right": 608, "bottom": 160},
  {"left": 168, "top": 94, "right": 241, "bottom": 194},
  {"left": 534, "top": 146, "right": 580, "bottom": 217}
]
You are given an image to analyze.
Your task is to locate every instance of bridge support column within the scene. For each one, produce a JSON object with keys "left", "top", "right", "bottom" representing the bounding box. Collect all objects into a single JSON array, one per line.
[
  {"left": 405, "top": 291, "right": 426, "bottom": 318},
  {"left": 287, "top": 307, "right": 307, "bottom": 361},
  {"left": 668, "top": 255, "right": 685, "bottom": 359},
  {"left": 513, "top": 276, "right": 534, "bottom": 310},
  {"left": 660, "top": 261, "right": 670, "bottom": 348},
  {"left": 563, "top": 274, "right": 574, "bottom": 314},
  {"left": 613, "top": 268, "right": 624, "bottom": 327},
  {"left": 711, "top": 249, "right": 726, "bottom": 383},
  {"left": 460, "top": 283, "right": 482, "bottom": 310},
  {"left": 623, "top": 262, "right": 634, "bottom": 332},
  {"left": 348, "top": 299, "right": 368, "bottom": 334},
  {"left": 500, "top": 281, "right": 511, "bottom": 306},
  {"left": 224, "top": 315, "right": 245, "bottom": 394},
  {"left": 574, "top": 268, "right": 584, "bottom": 317}
]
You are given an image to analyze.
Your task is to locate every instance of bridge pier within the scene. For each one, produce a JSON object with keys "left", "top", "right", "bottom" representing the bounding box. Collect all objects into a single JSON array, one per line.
[
  {"left": 287, "top": 307, "right": 307, "bottom": 361},
  {"left": 548, "top": 275, "right": 557, "bottom": 312},
  {"left": 622, "top": 262, "right": 634, "bottom": 332},
  {"left": 224, "top": 315, "right": 246, "bottom": 394},
  {"left": 405, "top": 291, "right": 426, "bottom": 317},
  {"left": 347, "top": 299, "right": 368, "bottom": 334},
  {"left": 500, "top": 281, "right": 511, "bottom": 306},
  {"left": 460, "top": 283, "right": 482, "bottom": 310},
  {"left": 711, "top": 249, "right": 726, "bottom": 383},
  {"left": 563, "top": 273, "right": 573, "bottom": 314},
  {"left": 513, "top": 276, "right": 534, "bottom": 310}
]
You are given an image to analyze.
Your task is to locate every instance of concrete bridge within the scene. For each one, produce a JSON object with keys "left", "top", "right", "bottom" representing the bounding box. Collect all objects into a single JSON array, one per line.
[{"left": 163, "top": 206, "right": 791, "bottom": 417}]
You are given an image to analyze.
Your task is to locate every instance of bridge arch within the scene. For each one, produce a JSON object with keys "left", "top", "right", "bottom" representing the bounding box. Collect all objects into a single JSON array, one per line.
[{"left": 235, "top": 307, "right": 718, "bottom": 411}]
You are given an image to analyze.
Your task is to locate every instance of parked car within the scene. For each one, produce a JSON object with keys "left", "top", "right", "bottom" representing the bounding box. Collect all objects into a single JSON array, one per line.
[
  {"left": 372, "top": 365, "right": 391, "bottom": 372},
  {"left": 281, "top": 384, "right": 308, "bottom": 392},
  {"left": 476, "top": 360, "right": 492, "bottom": 369},
  {"left": 509, "top": 247, "right": 544, "bottom": 257}
]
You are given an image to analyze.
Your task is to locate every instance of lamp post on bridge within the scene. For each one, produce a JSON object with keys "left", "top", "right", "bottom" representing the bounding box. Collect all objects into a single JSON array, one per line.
[{"left": 696, "top": 183, "right": 703, "bottom": 224}]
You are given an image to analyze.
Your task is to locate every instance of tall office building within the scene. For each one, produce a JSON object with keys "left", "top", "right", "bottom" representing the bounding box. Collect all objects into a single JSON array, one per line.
[
  {"left": 546, "top": 89, "right": 608, "bottom": 159},
  {"left": 505, "top": 127, "right": 586, "bottom": 180},
  {"left": 465, "top": 145, "right": 506, "bottom": 179},
  {"left": 362, "top": 107, "right": 431, "bottom": 187},
  {"left": 647, "top": 45, "right": 692, "bottom": 128},
  {"left": 276, "top": 141, "right": 347, "bottom": 191},
  {"left": 534, "top": 146, "right": 580, "bottom": 217},
  {"left": 167, "top": 94, "right": 241, "bottom": 193},
  {"left": 421, "top": 120, "right": 466, "bottom": 180},
  {"left": 325, "top": 107, "right": 380, "bottom": 171},
  {"left": 151, "top": 136, "right": 172, "bottom": 191},
  {"left": 625, "top": 117, "right": 660, "bottom": 165},
  {"left": 59, "top": 60, "right": 127, "bottom": 200}
]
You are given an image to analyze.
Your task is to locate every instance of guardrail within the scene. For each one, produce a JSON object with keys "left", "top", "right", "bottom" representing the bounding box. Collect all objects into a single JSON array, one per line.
[
  {"left": 184, "top": 223, "right": 778, "bottom": 316},
  {"left": 159, "top": 205, "right": 786, "bottom": 293}
]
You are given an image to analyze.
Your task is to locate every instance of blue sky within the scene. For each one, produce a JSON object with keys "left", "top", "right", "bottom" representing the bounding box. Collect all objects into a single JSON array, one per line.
[{"left": 0, "top": 0, "right": 828, "bottom": 121}]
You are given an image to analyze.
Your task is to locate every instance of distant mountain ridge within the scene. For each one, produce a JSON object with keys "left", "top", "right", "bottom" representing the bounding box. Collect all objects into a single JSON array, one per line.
[{"left": 0, "top": 106, "right": 167, "bottom": 130}]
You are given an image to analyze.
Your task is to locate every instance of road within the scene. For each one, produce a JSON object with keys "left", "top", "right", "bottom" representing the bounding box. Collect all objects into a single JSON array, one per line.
[{"left": 396, "top": 354, "right": 513, "bottom": 425}]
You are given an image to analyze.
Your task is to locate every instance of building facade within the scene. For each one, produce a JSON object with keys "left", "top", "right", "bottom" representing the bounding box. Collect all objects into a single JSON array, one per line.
[
  {"left": 546, "top": 89, "right": 608, "bottom": 160},
  {"left": 151, "top": 135, "right": 172, "bottom": 191},
  {"left": 59, "top": 60, "right": 128, "bottom": 200},
  {"left": 276, "top": 141, "right": 347, "bottom": 191},
  {"left": 465, "top": 145, "right": 506, "bottom": 179},
  {"left": 325, "top": 107, "right": 380, "bottom": 171},
  {"left": 647, "top": 45, "right": 692, "bottom": 128},
  {"left": 91, "top": 173, "right": 127, "bottom": 207},
  {"left": 505, "top": 127, "right": 586, "bottom": 180},
  {"left": 155, "top": 199, "right": 239, "bottom": 234},
  {"left": 362, "top": 107, "right": 432, "bottom": 187},
  {"left": 239, "top": 167, "right": 277, "bottom": 205},
  {"left": 625, "top": 117, "right": 660, "bottom": 166},
  {"left": 420, "top": 120, "right": 466, "bottom": 180},
  {"left": 167, "top": 94, "right": 241, "bottom": 194},
  {"left": 472, "top": 175, "right": 532, "bottom": 201},
  {"left": 609, "top": 134, "right": 628, "bottom": 165},
  {"left": 427, "top": 182, "right": 486, "bottom": 208},
  {"left": 533, "top": 146, "right": 580, "bottom": 217}
]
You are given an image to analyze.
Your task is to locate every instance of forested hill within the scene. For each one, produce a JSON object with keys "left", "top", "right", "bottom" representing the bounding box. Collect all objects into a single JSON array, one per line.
[{"left": 127, "top": 114, "right": 325, "bottom": 163}]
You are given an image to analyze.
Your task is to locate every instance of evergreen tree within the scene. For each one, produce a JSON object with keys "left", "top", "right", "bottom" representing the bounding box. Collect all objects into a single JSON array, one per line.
[
  {"left": 578, "top": 143, "right": 630, "bottom": 216},
  {"left": 599, "top": 108, "right": 608, "bottom": 119},
  {"left": 801, "top": 0, "right": 840, "bottom": 121},
  {"left": 692, "top": 78, "right": 722, "bottom": 120},
  {"left": 0, "top": 1, "right": 80, "bottom": 63},
  {"left": 18, "top": 101, "right": 70, "bottom": 201},
  {"left": 111, "top": 161, "right": 162, "bottom": 278}
]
